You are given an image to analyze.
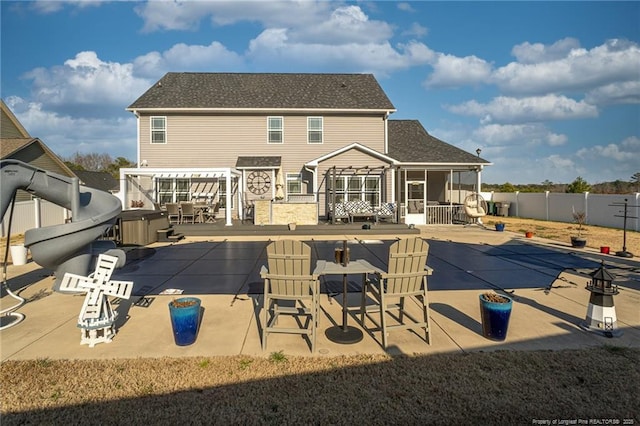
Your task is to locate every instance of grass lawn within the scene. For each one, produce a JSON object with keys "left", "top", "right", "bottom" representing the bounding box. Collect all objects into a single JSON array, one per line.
[{"left": 1, "top": 347, "right": 638, "bottom": 424}]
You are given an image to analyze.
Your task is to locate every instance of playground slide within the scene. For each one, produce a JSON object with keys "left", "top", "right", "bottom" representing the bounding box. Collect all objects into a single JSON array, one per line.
[{"left": 1, "top": 160, "right": 123, "bottom": 289}]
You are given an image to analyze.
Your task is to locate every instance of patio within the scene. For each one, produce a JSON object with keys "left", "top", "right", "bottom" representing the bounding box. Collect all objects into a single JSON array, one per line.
[{"left": 1, "top": 225, "right": 639, "bottom": 360}]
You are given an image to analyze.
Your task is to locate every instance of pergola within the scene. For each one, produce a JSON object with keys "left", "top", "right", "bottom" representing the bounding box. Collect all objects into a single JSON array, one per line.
[{"left": 117, "top": 167, "right": 242, "bottom": 226}]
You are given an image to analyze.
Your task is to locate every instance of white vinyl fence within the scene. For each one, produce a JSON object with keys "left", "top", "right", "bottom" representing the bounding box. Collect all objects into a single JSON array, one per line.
[
  {"left": 483, "top": 191, "right": 640, "bottom": 232},
  {"left": 1, "top": 199, "right": 70, "bottom": 237},
  {"left": 3, "top": 192, "right": 639, "bottom": 237}
]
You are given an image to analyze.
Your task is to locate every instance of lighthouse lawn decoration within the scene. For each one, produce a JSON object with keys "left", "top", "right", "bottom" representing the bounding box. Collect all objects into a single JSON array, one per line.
[{"left": 580, "top": 261, "right": 622, "bottom": 338}]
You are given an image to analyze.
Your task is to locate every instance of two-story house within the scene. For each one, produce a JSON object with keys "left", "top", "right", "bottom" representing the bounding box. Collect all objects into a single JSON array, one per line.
[{"left": 120, "top": 72, "right": 490, "bottom": 226}]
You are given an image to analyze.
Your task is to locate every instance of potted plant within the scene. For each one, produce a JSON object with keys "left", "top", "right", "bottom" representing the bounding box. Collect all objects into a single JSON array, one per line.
[
  {"left": 479, "top": 292, "right": 513, "bottom": 341},
  {"left": 571, "top": 210, "right": 587, "bottom": 248},
  {"left": 494, "top": 221, "right": 505, "bottom": 232},
  {"left": 168, "top": 297, "right": 202, "bottom": 346}
]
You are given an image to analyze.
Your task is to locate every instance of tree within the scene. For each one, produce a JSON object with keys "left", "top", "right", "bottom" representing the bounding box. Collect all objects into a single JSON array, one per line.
[
  {"left": 541, "top": 179, "right": 553, "bottom": 191},
  {"left": 104, "top": 157, "right": 136, "bottom": 178},
  {"left": 65, "top": 152, "right": 114, "bottom": 171},
  {"left": 64, "top": 153, "right": 136, "bottom": 178},
  {"left": 499, "top": 182, "right": 516, "bottom": 192},
  {"left": 566, "top": 176, "right": 591, "bottom": 193}
]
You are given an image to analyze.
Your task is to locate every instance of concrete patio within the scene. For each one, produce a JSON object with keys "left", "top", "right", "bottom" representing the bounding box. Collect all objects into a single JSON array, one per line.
[{"left": 1, "top": 225, "right": 639, "bottom": 361}]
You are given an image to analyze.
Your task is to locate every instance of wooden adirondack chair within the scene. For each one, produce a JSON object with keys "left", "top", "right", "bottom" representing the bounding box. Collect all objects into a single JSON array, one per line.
[
  {"left": 360, "top": 237, "right": 432, "bottom": 348},
  {"left": 260, "top": 240, "right": 321, "bottom": 352}
]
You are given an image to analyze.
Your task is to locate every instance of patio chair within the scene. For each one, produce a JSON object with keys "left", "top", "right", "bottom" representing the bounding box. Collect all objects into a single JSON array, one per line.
[
  {"left": 360, "top": 237, "right": 432, "bottom": 349},
  {"left": 260, "top": 240, "right": 321, "bottom": 352},
  {"left": 202, "top": 202, "right": 219, "bottom": 223},
  {"left": 463, "top": 193, "right": 488, "bottom": 228},
  {"left": 165, "top": 203, "right": 180, "bottom": 224},
  {"left": 179, "top": 202, "right": 196, "bottom": 223}
]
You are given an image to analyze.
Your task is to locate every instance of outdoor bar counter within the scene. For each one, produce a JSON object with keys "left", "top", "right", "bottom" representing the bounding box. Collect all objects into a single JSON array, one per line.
[{"left": 254, "top": 200, "right": 319, "bottom": 225}]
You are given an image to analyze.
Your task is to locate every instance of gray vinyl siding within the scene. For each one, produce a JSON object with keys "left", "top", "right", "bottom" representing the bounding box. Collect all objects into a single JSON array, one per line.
[
  {"left": 1, "top": 115, "right": 24, "bottom": 138},
  {"left": 138, "top": 113, "right": 386, "bottom": 172},
  {"left": 138, "top": 111, "right": 388, "bottom": 218}
]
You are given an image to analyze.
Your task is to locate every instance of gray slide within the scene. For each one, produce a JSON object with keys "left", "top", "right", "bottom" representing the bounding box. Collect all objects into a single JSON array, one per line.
[{"left": 1, "top": 159, "right": 124, "bottom": 290}]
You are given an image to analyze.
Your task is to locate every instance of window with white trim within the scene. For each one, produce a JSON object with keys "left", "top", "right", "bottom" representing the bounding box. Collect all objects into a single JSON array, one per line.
[
  {"left": 156, "top": 177, "right": 189, "bottom": 203},
  {"left": 307, "top": 117, "right": 323, "bottom": 144},
  {"left": 151, "top": 116, "right": 166, "bottom": 144},
  {"left": 328, "top": 175, "right": 380, "bottom": 206},
  {"left": 268, "top": 116, "right": 283, "bottom": 143},
  {"left": 286, "top": 173, "right": 302, "bottom": 195}
]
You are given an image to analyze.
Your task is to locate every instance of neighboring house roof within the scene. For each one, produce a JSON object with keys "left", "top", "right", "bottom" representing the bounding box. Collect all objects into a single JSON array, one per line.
[
  {"left": 1, "top": 137, "right": 76, "bottom": 177},
  {"left": 1, "top": 99, "right": 30, "bottom": 138},
  {"left": 236, "top": 156, "right": 282, "bottom": 168},
  {"left": 74, "top": 170, "right": 119, "bottom": 192},
  {"left": 127, "top": 73, "right": 396, "bottom": 112},
  {"left": 388, "top": 120, "right": 491, "bottom": 165},
  {"left": 1, "top": 138, "right": 34, "bottom": 158}
]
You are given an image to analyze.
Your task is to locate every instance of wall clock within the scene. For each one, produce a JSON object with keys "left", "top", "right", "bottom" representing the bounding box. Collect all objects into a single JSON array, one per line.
[{"left": 247, "top": 170, "right": 271, "bottom": 195}]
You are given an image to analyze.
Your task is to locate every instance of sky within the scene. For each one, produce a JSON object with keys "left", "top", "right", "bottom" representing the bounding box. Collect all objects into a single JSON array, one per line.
[{"left": 1, "top": 1, "right": 639, "bottom": 185}]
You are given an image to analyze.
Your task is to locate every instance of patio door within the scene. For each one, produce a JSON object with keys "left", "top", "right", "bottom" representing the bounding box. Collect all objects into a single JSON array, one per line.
[{"left": 405, "top": 181, "right": 426, "bottom": 225}]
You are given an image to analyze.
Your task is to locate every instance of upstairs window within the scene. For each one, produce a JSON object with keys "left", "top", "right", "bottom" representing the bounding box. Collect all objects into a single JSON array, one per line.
[
  {"left": 268, "top": 117, "right": 283, "bottom": 143},
  {"left": 151, "top": 116, "right": 166, "bottom": 144},
  {"left": 307, "top": 117, "right": 323, "bottom": 144}
]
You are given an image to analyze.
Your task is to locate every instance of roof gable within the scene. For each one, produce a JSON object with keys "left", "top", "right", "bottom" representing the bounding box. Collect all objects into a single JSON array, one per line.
[
  {"left": 128, "top": 73, "right": 396, "bottom": 112},
  {"left": 388, "top": 120, "right": 491, "bottom": 165},
  {"left": 1, "top": 99, "right": 30, "bottom": 138},
  {"left": 306, "top": 143, "right": 397, "bottom": 167},
  {"left": 74, "top": 170, "right": 120, "bottom": 192}
]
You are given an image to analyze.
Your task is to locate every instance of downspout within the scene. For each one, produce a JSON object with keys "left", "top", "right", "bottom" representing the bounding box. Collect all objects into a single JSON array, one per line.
[
  {"left": 383, "top": 111, "right": 390, "bottom": 153},
  {"left": 304, "top": 165, "right": 317, "bottom": 202}
]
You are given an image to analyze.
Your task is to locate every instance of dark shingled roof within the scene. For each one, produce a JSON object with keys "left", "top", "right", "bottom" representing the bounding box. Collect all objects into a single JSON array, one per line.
[
  {"left": 128, "top": 73, "right": 396, "bottom": 111},
  {"left": 74, "top": 170, "right": 119, "bottom": 192},
  {"left": 388, "top": 120, "right": 490, "bottom": 164},
  {"left": 236, "top": 156, "right": 282, "bottom": 168}
]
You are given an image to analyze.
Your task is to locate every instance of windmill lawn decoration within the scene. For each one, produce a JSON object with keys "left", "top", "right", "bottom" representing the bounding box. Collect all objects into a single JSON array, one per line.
[
  {"left": 59, "top": 254, "right": 133, "bottom": 347},
  {"left": 580, "top": 261, "right": 622, "bottom": 338}
]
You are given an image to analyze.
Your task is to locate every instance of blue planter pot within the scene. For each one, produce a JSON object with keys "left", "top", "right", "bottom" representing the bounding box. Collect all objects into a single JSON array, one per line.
[
  {"left": 495, "top": 223, "right": 505, "bottom": 232},
  {"left": 479, "top": 293, "right": 513, "bottom": 341},
  {"left": 168, "top": 297, "right": 201, "bottom": 346}
]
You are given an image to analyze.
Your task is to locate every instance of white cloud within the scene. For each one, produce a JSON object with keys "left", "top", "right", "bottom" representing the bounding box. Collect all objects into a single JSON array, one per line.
[
  {"left": 474, "top": 123, "right": 567, "bottom": 147},
  {"left": 585, "top": 80, "right": 640, "bottom": 105},
  {"left": 511, "top": 37, "right": 581, "bottom": 64},
  {"left": 576, "top": 136, "right": 640, "bottom": 162},
  {"left": 6, "top": 97, "right": 137, "bottom": 160},
  {"left": 447, "top": 95, "right": 598, "bottom": 124},
  {"left": 401, "top": 22, "right": 428, "bottom": 38},
  {"left": 424, "top": 53, "right": 492, "bottom": 88},
  {"left": 31, "top": 0, "right": 103, "bottom": 14},
  {"left": 493, "top": 39, "right": 640, "bottom": 96},
  {"left": 291, "top": 6, "right": 394, "bottom": 44},
  {"left": 23, "top": 51, "right": 152, "bottom": 115},
  {"left": 397, "top": 3, "right": 415, "bottom": 13},
  {"left": 133, "top": 42, "right": 244, "bottom": 78},
  {"left": 247, "top": 30, "right": 432, "bottom": 75},
  {"left": 135, "top": 0, "right": 333, "bottom": 32}
]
